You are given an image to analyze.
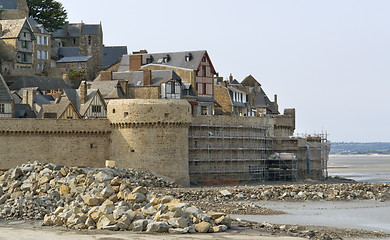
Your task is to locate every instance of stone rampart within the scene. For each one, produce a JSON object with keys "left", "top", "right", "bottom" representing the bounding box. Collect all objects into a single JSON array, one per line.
[
  {"left": 0, "top": 119, "right": 111, "bottom": 170},
  {"left": 107, "top": 99, "right": 192, "bottom": 186}
]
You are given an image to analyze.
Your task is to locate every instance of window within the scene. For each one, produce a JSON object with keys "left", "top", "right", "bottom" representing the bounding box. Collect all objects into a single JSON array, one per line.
[
  {"left": 37, "top": 36, "right": 41, "bottom": 45},
  {"left": 37, "top": 51, "right": 41, "bottom": 59},
  {"left": 44, "top": 37, "right": 48, "bottom": 45},
  {"left": 202, "top": 66, "right": 206, "bottom": 76},
  {"left": 73, "top": 38, "right": 76, "bottom": 45},
  {"left": 46, "top": 51, "right": 49, "bottom": 60},
  {"left": 78, "top": 62, "right": 82, "bottom": 68},
  {"left": 91, "top": 105, "right": 101, "bottom": 113},
  {"left": 0, "top": 104, "right": 5, "bottom": 114},
  {"left": 22, "top": 54, "right": 27, "bottom": 62},
  {"left": 23, "top": 32, "right": 27, "bottom": 38},
  {"left": 22, "top": 41, "right": 28, "bottom": 48},
  {"left": 202, "top": 56, "right": 206, "bottom": 62},
  {"left": 157, "top": 58, "right": 164, "bottom": 64},
  {"left": 88, "top": 36, "right": 92, "bottom": 45}
]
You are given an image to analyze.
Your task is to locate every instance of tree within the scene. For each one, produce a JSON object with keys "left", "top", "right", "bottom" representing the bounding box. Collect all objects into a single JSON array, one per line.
[{"left": 27, "top": 0, "right": 67, "bottom": 32}]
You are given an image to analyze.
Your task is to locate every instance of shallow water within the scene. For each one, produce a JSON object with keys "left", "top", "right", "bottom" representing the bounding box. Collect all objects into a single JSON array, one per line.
[
  {"left": 233, "top": 200, "right": 390, "bottom": 233},
  {"left": 328, "top": 155, "right": 390, "bottom": 183}
]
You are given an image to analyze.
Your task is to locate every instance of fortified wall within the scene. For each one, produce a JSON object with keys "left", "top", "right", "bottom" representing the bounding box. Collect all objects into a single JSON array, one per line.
[
  {"left": 0, "top": 99, "right": 327, "bottom": 186},
  {"left": 0, "top": 99, "right": 192, "bottom": 186}
]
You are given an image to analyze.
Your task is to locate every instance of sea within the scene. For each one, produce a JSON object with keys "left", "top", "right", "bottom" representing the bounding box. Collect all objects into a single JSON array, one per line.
[{"left": 232, "top": 155, "right": 390, "bottom": 236}]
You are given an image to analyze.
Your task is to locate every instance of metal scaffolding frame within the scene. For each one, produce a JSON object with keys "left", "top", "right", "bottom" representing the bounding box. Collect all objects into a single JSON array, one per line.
[{"left": 188, "top": 117, "right": 273, "bottom": 184}]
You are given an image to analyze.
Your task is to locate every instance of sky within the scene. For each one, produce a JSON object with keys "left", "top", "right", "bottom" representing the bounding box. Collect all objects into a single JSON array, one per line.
[{"left": 58, "top": 0, "right": 390, "bottom": 142}]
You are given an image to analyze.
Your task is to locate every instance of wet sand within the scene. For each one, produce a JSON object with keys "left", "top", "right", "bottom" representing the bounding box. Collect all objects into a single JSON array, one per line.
[
  {"left": 232, "top": 200, "right": 390, "bottom": 234},
  {"left": 328, "top": 154, "right": 390, "bottom": 183}
]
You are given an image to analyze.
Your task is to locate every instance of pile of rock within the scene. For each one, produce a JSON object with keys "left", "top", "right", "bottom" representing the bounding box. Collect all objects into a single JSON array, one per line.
[
  {"left": 168, "top": 182, "right": 390, "bottom": 203},
  {"left": 0, "top": 162, "right": 230, "bottom": 233}
]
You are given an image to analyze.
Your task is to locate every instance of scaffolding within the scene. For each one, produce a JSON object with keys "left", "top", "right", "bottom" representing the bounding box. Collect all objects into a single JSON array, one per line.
[
  {"left": 267, "top": 153, "right": 299, "bottom": 181},
  {"left": 188, "top": 116, "right": 273, "bottom": 184}
]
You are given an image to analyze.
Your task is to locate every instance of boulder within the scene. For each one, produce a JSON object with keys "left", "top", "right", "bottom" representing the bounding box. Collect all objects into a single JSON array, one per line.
[
  {"left": 146, "top": 222, "right": 171, "bottom": 233},
  {"left": 195, "top": 221, "right": 211, "bottom": 233}
]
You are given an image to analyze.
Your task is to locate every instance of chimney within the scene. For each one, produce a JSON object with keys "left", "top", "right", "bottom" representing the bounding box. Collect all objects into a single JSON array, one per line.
[
  {"left": 229, "top": 73, "right": 233, "bottom": 83},
  {"left": 22, "top": 89, "right": 36, "bottom": 112},
  {"left": 80, "top": 81, "right": 87, "bottom": 104},
  {"left": 143, "top": 69, "right": 151, "bottom": 86},
  {"left": 101, "top": 71, "right": 112, "bottom": 81},
  {"left": 64, "top": 21, "right": 69, "bottom": 35},
  {"left": 274, "top": 94, "right": 279, "bottom": 112},
  {"left": 129, "top": 54, "right": 143, "bottom": 71}
]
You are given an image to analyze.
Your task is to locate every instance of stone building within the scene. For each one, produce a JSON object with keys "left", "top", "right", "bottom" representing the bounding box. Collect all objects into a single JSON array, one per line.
[
  {"left": 52, "top": 22, "right": 103, "bottom": 80},
  {"left": 0, "top": 18, "right": 34, "bottom": 73},
  {"left": 27, "top": 18, "right": 51, "bottom": 73},
  {"left": 0, "top": 73, "right": 14, "bottom": 118},
  {"left": 120, "top": 50, "right": 217, "bottom": 115},
  {"left": 0, "top": 0, "right": 29, "bottom": 20}
]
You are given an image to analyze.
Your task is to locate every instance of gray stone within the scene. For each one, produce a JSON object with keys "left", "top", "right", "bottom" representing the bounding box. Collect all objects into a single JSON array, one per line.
[
  {"left": 195, "top": 221, "right": 211, "bottom": 233},
  {"left": 146, "top": 222, "right": 171, "bottom": 233},
  {"left": 168, "top": 227, "right": 188, "bottom": 234},
  {"left": 131, "top": 219, "right": 148, "bottom": 231},
  {"left": 168, "top": 216, "right": 188, "bottom": 228},
  {"left": 219, "top": 190, "right": 232, "bottom": 196},
  {"left": 96, "top": 214, "right": 115, "bottom": 229},
  {"left": 95, "top": 172, "right": 113, "bottom": 182},
  {"left": 11, "top": 168, "right": 23, "bottom": 180}
]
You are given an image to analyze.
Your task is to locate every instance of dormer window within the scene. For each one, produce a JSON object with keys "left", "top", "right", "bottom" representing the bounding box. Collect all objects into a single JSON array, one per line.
[
  {"left": 185, "top": 53, "right": 193, "bottom": 62},
  {"left": 157, "top": 58, "right": 164, "bottom": 64}
]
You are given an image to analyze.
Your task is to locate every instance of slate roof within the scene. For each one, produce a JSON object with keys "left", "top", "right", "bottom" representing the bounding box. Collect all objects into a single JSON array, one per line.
[
  {"left": 81, "top": 24, "right": 100, "bottom": 35},
  {"left": 88, "top": 80, "right": 126, "bottom": 99},
  {"left": 113, "top": 70, "right": 181, "bottom": 87},
  {"left": 58, "top": 47, "right": 80, "bottom": 58},
  {"left": 0, "top": 0, "right": 18, "bottom": 10},
  {"left": 26, "top": 18, "right": 49, "bottom": 34},
  {"left": 227, "top": 86, "right": 247, "bottom": 107},
  {"left": 253, "top": 88, "right": 279, "bottom": 114},
  {"left": 0, "top": 19, "right": 28, "bottom": 39},
  {"left": 62, "top": 87, "right": 104, "bottom": 116},
  {"left": 9, "top": 76, "right": 72, "bottom": 92},
  {"left": 119, "top": 50, "right": 215, "bottom": 73},
  {"left": 52, "top": 23, "right": 100, "bottom": 38},
  {"left": 0, "top": 74, "right": 13, "bottom": 102},
  {"left": 102, "top": 46, "right": 128, "bottom": 70},
  {"left": 57, "top": 56, "right": 91, "bottom": 63},
  {"left": 14, "top": 104, "right": 36, "bottom": 118}
]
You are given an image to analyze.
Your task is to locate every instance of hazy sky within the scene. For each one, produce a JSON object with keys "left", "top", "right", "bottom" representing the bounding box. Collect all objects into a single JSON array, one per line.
[{"left": 59, "top": 0, "right": 390, "bottom": 142}]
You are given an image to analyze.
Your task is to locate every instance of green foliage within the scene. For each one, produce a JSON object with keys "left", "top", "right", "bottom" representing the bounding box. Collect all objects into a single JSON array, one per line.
[
  {"left": 331, "top": 142, "right": 390, "bottom": 155},
  {"left": 27, "top": 0, "right": 67, "bottom": 32},
  {"left": 69, "top": 69, "right": 86, "bottom": 80}
]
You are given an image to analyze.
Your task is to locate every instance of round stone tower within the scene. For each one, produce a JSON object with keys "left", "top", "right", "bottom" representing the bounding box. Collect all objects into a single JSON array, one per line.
[{"left": 107, "top": 99, "right": 192, "bottom": 186}]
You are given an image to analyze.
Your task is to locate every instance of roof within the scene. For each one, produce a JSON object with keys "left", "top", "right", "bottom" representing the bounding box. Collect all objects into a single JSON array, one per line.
[
  {"left": 62, "top": 87, "right": 104, "bottom": 116},
  {"left": 88, "top": 80, "right": 126, "bottom": 99},
  {"left": 9, "top": 76, "right": 72, "bottom": 92},
  {"left": 0, "top": 19, "right": 29, "bottom": 39},
  {"left": 241, "top": 75, "right": 262, "bottom": 87},
  {"left": 26, "top": 18, "right": 49, "bottom": 34},
  {"left": 253, "top": 88, "right": 279, "bottom": 114},
  {"left": 113, "top": 70, "right": 181, "bottom": 87},
  {"left": 227, "top": 86, "right": 247, "bottom": 107},
  {"left": 58, "top": 47, "right": 80, "bottom": 58},
  {"left": 119, "top": 50, "right": 216, "bottom": 73},
  {"left": 0, "top": 73, "right": 13, "bottom": 102},
  {"left": 14, "top": 104, "right": 36, "bottom": 118},
  {"left": 0, "top": 0, "right": 18, "bottom": 9},
  {"left": 81, "top": 24, "right": 100, "bottom": 35},
  {"left": 102, "top": 46, "right": 128, "bottom": 70},
  {"left": 52, "top": 22, "right": 100, "bottom": 38},
  {"left": 38, "top": 100, "right": 77, "bottom": 119},
  {"left": 57, "top": 56, "right": 92, "bottom": 63}
]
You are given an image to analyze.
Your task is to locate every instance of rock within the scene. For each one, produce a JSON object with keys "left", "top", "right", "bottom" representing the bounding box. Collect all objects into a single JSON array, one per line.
[
  {"left": 215, "top": 215, "right": 231, "bottom": 228},
  {"left": 96, "top": 214, "right": 115, "bottom": 229},
  {"left": 95, "top": 172, "right": 113, "bottom": 182},
  {"left": 195, "top": 221, "right": 211, "bottom": 233},
  {"left": 85, "top": 215, "right": 96, "bottom": 228},
  {"left": 59, "top": 185, "right": 70, "bottom": 195},
  {"left": 220, "top": 190, "right": 232, "bottom": 196},
  {"left": 126, "top": 193, "right": 146, "bottom": 203},
  {"left": 132, "top": 186, "right": 148, "bottom": 195},
  {"left": 168, "top": 217, "right": 188, "bottom": 228},
  {"left": 11, "top": 168, "right": 23, "bottom": 180},
  {"left": 20, "top": 182, "right": 32, "bottom": 191},
  {"left": 236, "top": 193, "right": 245, "bottom": 199},
  {"left": 168, "top": 227, "right": 188, "bottom": 234},
  {"left": 131, "top": 219, "right": 148, "bottom": 231},
  {"left": 146, "top": 222, "right": 171, "bottom": 233},
  {"left": 297, "top": 191, "right": 306, "bottom": 198},
  {"left": 208, "top": 212, "right": 226, "bottom": 220},
  {"left": 183, "top": 206, "right": 204, "bottom": 217},
  {"left": 82, "top": 195, "right": 99, "bottom": 206},
  {"left": 101, "top": 186, "right": 115, "bottom": 198}
]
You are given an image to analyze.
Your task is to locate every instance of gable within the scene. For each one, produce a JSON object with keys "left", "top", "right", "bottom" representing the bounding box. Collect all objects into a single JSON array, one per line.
[
  {"left": 0, "top": 74, "right": 13, "bottom": 102},
  {"left": 0, "top": 19, "right": 31, "bottom": 39}
]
